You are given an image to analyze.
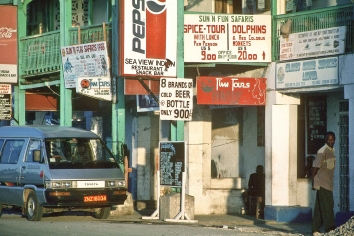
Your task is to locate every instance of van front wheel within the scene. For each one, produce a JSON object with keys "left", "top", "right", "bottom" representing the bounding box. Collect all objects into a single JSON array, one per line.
[
  {"left": 26, "top": 191, "right": 43, "bottom": 221},
  {"left": 92, "top": 207, "right": 111, "bottom": 219}
]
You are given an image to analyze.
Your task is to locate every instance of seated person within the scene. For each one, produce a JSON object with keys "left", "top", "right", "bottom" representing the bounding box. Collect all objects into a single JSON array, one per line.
[
  {"left": 73, "top": 143, "right": 90, "bottom": 161},
  {"left": 242, "top": 165, "right": 265, "bottom": 215}
]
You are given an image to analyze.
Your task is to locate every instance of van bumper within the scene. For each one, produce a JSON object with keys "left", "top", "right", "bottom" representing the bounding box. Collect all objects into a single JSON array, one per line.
[{"left": 43, "top": 188, "right": 127, "bottom": 207}]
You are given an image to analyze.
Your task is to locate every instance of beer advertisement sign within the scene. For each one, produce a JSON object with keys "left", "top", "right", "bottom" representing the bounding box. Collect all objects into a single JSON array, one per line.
[
  {"left": 184, "top": 14, "right": 271, "bottom": 63},
  {"left": 120, "top": 0, "right": 178, "bottom": 77}
]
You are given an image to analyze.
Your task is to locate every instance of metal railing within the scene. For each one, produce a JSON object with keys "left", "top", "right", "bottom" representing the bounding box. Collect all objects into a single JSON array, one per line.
[
  {"left": 20, "top": 30, "right": 61, "bottom": 77},
  {"left": 272, "top": 4, "right": 353, "bottom": 61},
  {"left": 19, "top": 23, "right": 112, "bottom": 78}
]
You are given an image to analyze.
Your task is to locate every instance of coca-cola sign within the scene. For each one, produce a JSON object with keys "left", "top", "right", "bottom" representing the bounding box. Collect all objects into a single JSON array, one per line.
[{"left": 0, "top": 5, "right": 17, "bottom": 83}]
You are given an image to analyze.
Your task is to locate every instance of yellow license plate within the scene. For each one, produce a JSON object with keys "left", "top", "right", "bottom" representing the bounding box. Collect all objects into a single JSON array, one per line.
[{"left": 84, "top": 195, "right": 107, "bottom": 202}]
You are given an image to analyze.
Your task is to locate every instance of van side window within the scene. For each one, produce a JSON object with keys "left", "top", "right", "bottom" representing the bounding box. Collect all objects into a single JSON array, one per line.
[
  {"left": 0, "top": 139, "right": 4, "bottom": 152},
  {"left": 0, "top": 140, "right": 25, "bottom": 164},
  {"left": 26, "top": 140, "right": 41, "bottom": 162}
]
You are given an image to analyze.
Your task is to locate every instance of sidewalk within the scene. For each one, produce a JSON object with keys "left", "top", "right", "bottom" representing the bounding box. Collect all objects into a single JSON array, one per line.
[{"left": 110, "top": 210, "right": 313, "bottom": 236}]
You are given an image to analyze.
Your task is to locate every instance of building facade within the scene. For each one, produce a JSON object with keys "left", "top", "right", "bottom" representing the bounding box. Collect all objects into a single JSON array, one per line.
[{"left": 0, "top": 0, "right": 353, "bottom": 223}]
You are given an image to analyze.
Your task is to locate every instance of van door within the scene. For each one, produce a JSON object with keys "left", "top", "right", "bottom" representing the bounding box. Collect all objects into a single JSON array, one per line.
[
  {"left": 20, "top": 140, "right": 44, "bottom": 187},
  {"left": 0, "top": 139, "right": 25, "bottom": 205}
]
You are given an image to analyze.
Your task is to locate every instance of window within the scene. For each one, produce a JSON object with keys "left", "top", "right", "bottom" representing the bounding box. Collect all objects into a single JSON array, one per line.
[
  {"left": 26, "top": 140, "right": 42, "bottom": 162},
  {"left": 0, "top": 140, "right": 25, "bottom": 164}
]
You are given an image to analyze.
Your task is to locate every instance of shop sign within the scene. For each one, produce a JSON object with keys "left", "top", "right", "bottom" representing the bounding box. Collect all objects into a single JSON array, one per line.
[
  {"left": 159, "top": 78, "right": 193, "bottom": 121},
  {"left": 120, "top": 0, "right": 177, "bottom": 77},
  {"left": 0, "top": 84, "right": 11, "bottom": 120},
  {"left": 276, "top": 57, "right": 338, "bottom": 89},
  {"left": 0, "top": 5, "right": 17, "bottom": 83},
  {"left": 159, "top": 141, "right": 185, "bottom": 187},
  {"left": 280, "top": 26, "right": 346, "bottom": 61},
  {"left": 196, "top": 76, "right": 266, "bottom": 105},
  {"left": 184, "top": 14, "right": 271, "bottom": 63},
  {"left": 61, "top": 41, "right": 110, "bottom": 88},
  {"left": 76, "top": 77, "right": 111, "bottom": 101}
]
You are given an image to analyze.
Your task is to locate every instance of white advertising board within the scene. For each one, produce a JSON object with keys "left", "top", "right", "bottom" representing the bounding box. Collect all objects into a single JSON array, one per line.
[
  {"left": 276, "top": 57, "right": 338, "bottom": 89},
  {"left": 280, "top": 26, "right": 346, "bottom": 61},
  {"left": 159, "top": 78, "right": 193, "bottom": 121},
  {"left": 184, "top": 14, "right": 271, "bottom": 63},
  {"left": 121, "top": 0, "right": 177, "bottom": 77},
  {"left": 76, "top": 77, "right": 112, "bottom": 101},
  {"left": 61, "top": 41, "right": 110, "bottom": 88}
]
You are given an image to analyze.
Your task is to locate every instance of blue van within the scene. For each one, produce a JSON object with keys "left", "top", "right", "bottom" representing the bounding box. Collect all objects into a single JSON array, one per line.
[{"left": 0, "top": 126, "right": 127, "bottom": 221}]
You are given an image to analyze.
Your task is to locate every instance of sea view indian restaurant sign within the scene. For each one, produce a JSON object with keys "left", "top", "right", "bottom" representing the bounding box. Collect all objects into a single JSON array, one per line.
[
  {"left": 61, "top": 41, "right": 110, "bottom": 88},
  {"left": 184, "top": 14, "right": 271, "bottom": 63},
  {"left": 0, "top": 6, "right": 17, "bottom": 83},
  {"left": 279, "top": 26, "right": 346, "bottom": 61},
  {"left": 276, "top": 57, "right": 338, "bottom": 89},
  {"left": 120, "top": 0, "right": 177, "bottom": 77},
  {"left": 197, "top": 76, "right": 266, "bottom": 105}
]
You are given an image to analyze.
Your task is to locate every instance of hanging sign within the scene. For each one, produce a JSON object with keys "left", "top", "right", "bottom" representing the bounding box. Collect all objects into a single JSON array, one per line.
[
  {"left": 159, "top": 141, "right": 185, "bottom": 187},
  {"left": 276, "top": 57, "right": 338, "bottom": 89},
  {"left": 61, "top": 41, "right": 110, "bottom": 88},
  {"left": 280, "top": 26, "right": 346, "bottom": 61},
  {"left": 184, "top": 14, "right": 271, "bottom": 63},
  {"left": 197, "top": 76, "right": 266, "bottom": 105},
  {"left": 120, "top": 0, "right": 177, "bottom": 77},
  {"left": 0, "top": 5, "right": 18, "bottom": 83},
  {"left": 159, "top": 78, "right": 193, "bottom": 121},
  {"left": 76, "top": 77, "right": 112, "bottom": 101}
]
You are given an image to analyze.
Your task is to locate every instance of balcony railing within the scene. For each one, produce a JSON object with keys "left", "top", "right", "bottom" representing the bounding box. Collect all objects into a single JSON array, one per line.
[
  {"left": 19, "top": 23, "right": 112, "bottom": 79},
  {"left": 273, "top": 4, "right": 353, "bottom": 61}
]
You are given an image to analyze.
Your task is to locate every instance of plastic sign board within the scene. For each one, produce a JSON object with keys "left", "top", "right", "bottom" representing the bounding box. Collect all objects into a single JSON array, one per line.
[
  {"left": 279, "top": 26, "right": 346, "bottom": 61},
  {"left": 76, "top": 77, "right": 112, "bottom": 101},
  {"left": 197, "top": 76, "right": 266, "bottom": 105},
  {"left": 159, "top": 141, "right": 185, "bottom": 187},
  {"left": 276, "top": 57, "right": 338, "bottom": 89},
  {"left": 159, "top": 78, "right": 193, "bottom": 121},
  {"left": 184, "top": 14, "right": 271, "bottom": 63},
  {"left": 120, "top": 0, "right": 177, "bottom": 77},
  {"left": 0, "top": 6, "right": 17, "bottom": 83},
  {"left": 61, "top": 41, "right": 110, "bottom": 88}
]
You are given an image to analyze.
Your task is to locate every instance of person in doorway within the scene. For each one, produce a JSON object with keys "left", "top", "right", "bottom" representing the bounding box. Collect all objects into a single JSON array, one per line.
[
  {"left": 242, "top": 165, "right": 265, "bottom": 215},
  {"left": 311, "top": 131, "right": 336, "bottom": 235}
]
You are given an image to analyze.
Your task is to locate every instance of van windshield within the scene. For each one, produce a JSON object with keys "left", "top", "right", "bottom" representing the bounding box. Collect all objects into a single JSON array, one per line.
[{"left": 45, "top": 138, "right": 119, "bottom": 169}]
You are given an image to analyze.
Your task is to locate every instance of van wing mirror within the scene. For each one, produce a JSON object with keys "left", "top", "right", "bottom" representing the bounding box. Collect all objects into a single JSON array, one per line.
[{"left": 33, "top": 150, "right": 41, "bottom": 162}]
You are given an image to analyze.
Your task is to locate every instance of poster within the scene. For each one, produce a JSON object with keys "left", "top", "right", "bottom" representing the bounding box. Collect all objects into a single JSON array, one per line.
[{"left": 61, "top": 41, "right": 110, "bottom": 88}]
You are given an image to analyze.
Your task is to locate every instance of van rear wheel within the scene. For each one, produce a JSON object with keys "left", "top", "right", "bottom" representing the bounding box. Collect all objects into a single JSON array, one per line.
[
  {"left": 92, "top": 207, "right": 110, "bottom": 219},
  {"left": 26, "top": 191, "right": 43, "bottom": 221}
]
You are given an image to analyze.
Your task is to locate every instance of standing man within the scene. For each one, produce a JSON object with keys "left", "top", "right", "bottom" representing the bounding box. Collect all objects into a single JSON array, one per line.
[{"left": 311, "top": 131, "right": 336, "bottom": 234}]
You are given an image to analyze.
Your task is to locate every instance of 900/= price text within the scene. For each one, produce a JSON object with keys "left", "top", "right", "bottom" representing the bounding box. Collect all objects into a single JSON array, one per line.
[{"left": 160, "top": 109, "right": 193, "bottom": 119}]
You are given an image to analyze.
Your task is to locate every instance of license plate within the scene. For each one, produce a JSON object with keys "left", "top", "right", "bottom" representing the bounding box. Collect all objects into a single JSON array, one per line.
[{"left": 84, "top": 195, "right": 107, "bottom": 202}]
